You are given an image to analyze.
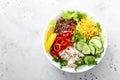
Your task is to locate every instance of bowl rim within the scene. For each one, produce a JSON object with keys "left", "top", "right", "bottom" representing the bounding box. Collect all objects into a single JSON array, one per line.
[{"left": 42, "top": 9, "right": 108, "bottom": 73}]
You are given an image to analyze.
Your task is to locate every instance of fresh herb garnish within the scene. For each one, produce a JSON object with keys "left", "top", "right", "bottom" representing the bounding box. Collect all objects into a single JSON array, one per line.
[
  {"left": 52, "top": 57, "right": 67, "bottom": 69},
  {"left": 49, "top": 20, "right": 56, "bottom": 27},
  {"left": 52, "top": 56, "right": 60, "bottom": 62},
  {"left": 75, "top": 59, "right": 85, "bottom": 71},
  {"left": 72, "top": 29, "right": 82, "bottom": 42},
  {"left": 96, "top": 22, "right": 102, "bottom": 32},
  {"left": 60, "top": 60, "right": 67, "bottom": 69}
]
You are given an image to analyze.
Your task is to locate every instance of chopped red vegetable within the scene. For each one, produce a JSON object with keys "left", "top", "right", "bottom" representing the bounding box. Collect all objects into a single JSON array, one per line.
[
  {"left": 55, "top": 36, "right": 63, "bottom": 44},
  {"left": 50, "top": 28, "right": 75, "bottom": 58},
  {"left": 54, "top": 43, "right": 61, "bottom": 52},
  {"left": 61, "top": 40, "right": 67, "bottom": 47},
  {"left": 50, "top": 50, "right": 58, "bottom": 57},
  {"left": 70, "top": 26, "right": 75, "bottom": 30}
]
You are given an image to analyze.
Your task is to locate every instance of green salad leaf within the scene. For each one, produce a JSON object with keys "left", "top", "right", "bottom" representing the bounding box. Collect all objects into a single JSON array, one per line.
[
  {"left": 49, "top": 20, "right": 56, "bottom": 27},
  {"left": 72, "top": 29, "right": 82, "bottom": 42},
  {"left": 89, "top": 17, "right": 102, "bottom": 33},
  {"left": 52, "top": 57, "right": 67, "bottom": 69},
  {"left": 75, "top": 59, "right": 85, "bottom": 71},
  {"left": 62, "top": 10, "right": 87, "bottom": 22},
  {"left": 52, "top": 56, "right": 60, "bottom": 62},
  {"left": 77, "top": 12, "right": 87, "bottom": 21},
  {"left": 96, "top": 22, "right": 102, "bottom": 32},
  {"left": 60, "top": 60, "right": 67, "bottom": 69}
]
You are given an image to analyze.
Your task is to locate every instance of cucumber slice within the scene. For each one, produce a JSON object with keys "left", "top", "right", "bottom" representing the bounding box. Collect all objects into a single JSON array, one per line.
[
  {"left": 76, "top": 40, "right": 91, "bottom": 54},
  {"left": 99, "top": 33, "right": 104, "bottom": 45},
  {"left": 92, "top": 36, "right": 101, "bottom": 40},
  {"left": 82, "top": 43, "right": 91, "bottom": 54},
  {"left": 84, "top": 56, "right": 97, "bottom": 65},
  {"left": 95, "top": 47, "right": 104, "bottom": 58},
  {"left": 96, "top": 47, "right": 104, "bottom": 54},
  {"left": 89, "top": 38, "right": 102, "bottom": 49},
  {"left": 89, "top": 45, "right": 95, "bottom": 55},
  {"left": 76, "top": 41, "right": 85, "bottom": 51}
]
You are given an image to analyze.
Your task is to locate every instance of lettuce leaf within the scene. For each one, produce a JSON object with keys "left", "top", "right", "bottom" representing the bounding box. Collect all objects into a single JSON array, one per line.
[
  {"left": 49, "top": 20, "right": 56, "bottom": 27},
  {"left": 96, "top": 22, "right": 102, "bottom": 32},
  {"left": 62, "top": 10, "right": 87, "bottom": 22},
  {"left": 75, "top": 59, "right": 85, "bottom": 71}
]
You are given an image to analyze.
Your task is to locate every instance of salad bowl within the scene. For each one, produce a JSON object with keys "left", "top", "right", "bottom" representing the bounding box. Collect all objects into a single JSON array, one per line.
[{"left": 42, "top": 10, "right": 107, "bottom": 73}]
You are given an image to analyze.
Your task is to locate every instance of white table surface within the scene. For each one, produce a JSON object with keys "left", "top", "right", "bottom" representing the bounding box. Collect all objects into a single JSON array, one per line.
[{"left": 0, "top": 0, "right": 120, "bottom": 80}]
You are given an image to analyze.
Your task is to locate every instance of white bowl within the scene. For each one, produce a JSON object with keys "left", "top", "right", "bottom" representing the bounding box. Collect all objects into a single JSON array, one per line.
[{"left": 42, "top": 10, "right": 108, "bottom": 73}]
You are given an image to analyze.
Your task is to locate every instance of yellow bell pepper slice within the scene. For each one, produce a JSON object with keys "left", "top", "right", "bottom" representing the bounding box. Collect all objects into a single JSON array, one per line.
[
  {"left": 45, "top": 33, "right": 57, "bottom": 53},
  {"left": 44, "top": 26, "right": 54, "bottom": 45}
]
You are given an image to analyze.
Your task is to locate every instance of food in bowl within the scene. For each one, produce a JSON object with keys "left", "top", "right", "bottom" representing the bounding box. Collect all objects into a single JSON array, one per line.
[{"left": 44, "top": 10, "right": 105, "bottom": 71}]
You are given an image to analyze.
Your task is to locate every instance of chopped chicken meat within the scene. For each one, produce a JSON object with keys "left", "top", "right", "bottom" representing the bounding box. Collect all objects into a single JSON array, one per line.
[{"left": 59, "top": 46, "right": 84, "bottom": 68}]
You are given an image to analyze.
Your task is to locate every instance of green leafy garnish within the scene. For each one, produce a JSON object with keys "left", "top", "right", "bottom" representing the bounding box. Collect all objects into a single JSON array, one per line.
[
  {"left": 89, "top": 17, "right": 102, "bottom": 33},
  {"left": 52, "top": 57, "right": 67, "bottom": 69},
  {"left": 96, "top": 22, "right": 102, "bottom": 32},
  {"left": 60, "top": 60, "right": 67, "bottom": 69},
  {"left": 77, "top": 12, "right": 87, "bottom": 21},
  {"left": 72, "top": 29, "right": 82, "bottom": 42},
  {"left": 52, "top": 56, "right": 67, "bottom": 69},
  {"left": 49, "top": 20, "right": 56, "bottom": 27},
  {"left": 75, "top": 59, "right": 85, "bottom": 71},
  {"left": 52, "top": 56, "right": 60, "bottom": 62},
  {"left": 62, "top": 10, "right": 87, "bottom": 22}
]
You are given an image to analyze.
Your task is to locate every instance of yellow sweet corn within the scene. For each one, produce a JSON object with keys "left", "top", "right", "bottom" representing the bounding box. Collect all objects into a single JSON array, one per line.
[{"left": 76, "top": 17, "right": 99, "bottom": 39}]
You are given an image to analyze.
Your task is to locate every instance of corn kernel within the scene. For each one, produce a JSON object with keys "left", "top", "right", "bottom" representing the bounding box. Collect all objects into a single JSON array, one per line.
[{"left": 76, "top": 17, "right": 99, "bottom": 39}]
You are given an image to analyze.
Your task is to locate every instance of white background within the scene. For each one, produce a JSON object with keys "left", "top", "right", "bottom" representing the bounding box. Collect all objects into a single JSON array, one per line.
[{"left": 0, "top": 0, "right": 120, "bottom": 80}]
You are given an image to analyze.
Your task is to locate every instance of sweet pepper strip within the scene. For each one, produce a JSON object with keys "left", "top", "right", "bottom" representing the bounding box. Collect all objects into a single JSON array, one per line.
[
  {"left": 50, "top": 28, "right": 74, "bottom": 58},
  {"left": 54, "top": 43, "right": 61, "bottom": 52}
]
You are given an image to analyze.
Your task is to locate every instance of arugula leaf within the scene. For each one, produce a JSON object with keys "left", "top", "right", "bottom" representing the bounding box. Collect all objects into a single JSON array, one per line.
[{"left": 84, "top": 56, "right": 97, "bottom": 65}]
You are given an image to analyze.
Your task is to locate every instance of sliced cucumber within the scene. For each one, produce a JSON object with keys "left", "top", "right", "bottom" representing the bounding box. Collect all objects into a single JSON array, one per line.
[
  {"left": 82, "top": 43, "right": 91, "bottom": 54},
  {"left": 89, "top": 38, "right": 102, "bottom": 49},
  {"left": 89, "top": 45, "right": 95, "bottom": 55},
  {"left": 99, "top": 33, "right": 104, "bottom": 45},
  {"left": 84, "top": 56, "right": 97, "bottom": 65},
  {"left": 92, "top": 36, "right": 101, "bottom": 40},
  {"left": 94, "top": 47, "right": 104, "bottom": 58},
  {"left": 76, "top": 41, "right": 85, "bottom": 51},
  {"left": 76, "top": 40, "right": 91, "bottom": 54},
  {"left": 96, "top": 47, "right": 104, "bottom": 54}
]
